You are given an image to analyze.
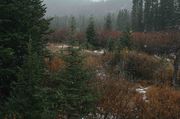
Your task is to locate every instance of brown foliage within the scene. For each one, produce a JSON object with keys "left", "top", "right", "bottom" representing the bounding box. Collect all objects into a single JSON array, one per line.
[
  {"left": 142, "top": 86, "right": 180, "bottom": 119},
  {"left": 96, "top": 79, "right": 138, "bottom": 119},
  {"left": 85, "top": 54, "right": 103, "bottom": 70},
  {"left": 132, "top": 32, "right": 180, "bottom": 54},
  {"left": 119, "top": 50, "right": 173, "bottom": 83},
  {"left": 97, "top": 31, "right": 122, "bottom": 41},
  {"left": 95, "top": 79, "right": 180, "bottom": 119},
  {"left": 48, "top": 28, "right": 86, "bottom": 43},
  {"left": 96, "top": 31, "right": 122, "bottom": 47},
  {"left": 106, "top": 48, "right": 173, "bottom": 83},
  {"left": 49, "top": 29, "right": 69, "bottom": 43},
  {"left": 74, "top": 32, "right": 86, "bottom": 43},
  {"left": 45, "top": 56, "right": 65, "bottom": 73}
]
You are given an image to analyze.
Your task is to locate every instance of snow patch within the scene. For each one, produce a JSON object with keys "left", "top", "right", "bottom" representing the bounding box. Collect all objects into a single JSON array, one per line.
[
  {"left": 136, "top": 86, "right": 150, "bottom": 102},
  {"left": 85, "top": 49, "right": 105, "bottom": 55},
  {"left": 154, "top": 55, "right": 161, "bottom": 60},
  {"left": 57, "top": 44, "right": 69, "bottom": 49}
]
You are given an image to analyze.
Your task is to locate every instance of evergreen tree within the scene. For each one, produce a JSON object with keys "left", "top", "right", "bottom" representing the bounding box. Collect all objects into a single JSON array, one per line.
[
  {"left": 69, "top": 16, "right": 76, "bottom": 43},
  {"left": 59, "top": 47, "right": 96, "bottom": 119},
  {"left": 159, "top": 0, "right": 175, "bottom": 30},
  {"left": 114, "top": 28, "right": 133, "bottom": 52},
  {"left": 117, "top": 9, "right": 130, "bottom": 31},
  {"left": 144, "top": 0, "right": 159, "bottom": 31},
  {"left": 144, "top": 0, "right": 153, "bottom": 31},
  {"left": 86, "top": 16, "right": 97, "bottom": 48},
  {"left": 107, "top": 38, "right": 115, "bottom": 51},
  {"left": 151, "top": 0, "right": 160, "bottom": 31},
  {"left": 120, "top": 29, "right": 133, "bottom": 49},
  {"left": 111, "top": 13, "right": 117, "bottom": 31},
  {"left": 69, "top": 16, "right": 76, "bottom": 40},
  {"left": 4, "top": 40, "right": 45, "bottom": 119},
  {"left": 174, "top": 0, "right": 180, "bottom": 28},
  {"left": 104, "top": 13, "right": 112, "bottom": 31},
  {"left": 0, "top": 0, "right": 50, "bottom": 105},
  {"left": 132, "top": 0, "right": 144, "bottom": 31}
]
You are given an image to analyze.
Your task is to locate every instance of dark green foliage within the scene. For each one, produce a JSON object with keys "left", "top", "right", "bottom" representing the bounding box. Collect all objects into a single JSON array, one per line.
[
  {"left": 0, "top": 0, "right": 50, "bottom": 105},
  {"left": 107, "top": 38, "right": 115, "bottom": 51},
  {"left": 159, "top": 0, "right": 175, "bottom": 30},
  {"left": 116, "top": 9, "right": 131, "bottom": 31},
  {"left": 69, "top": 16, "right": 77, "bottom": 44},
  {"left": 114, "top": 29, "right": 133, "bottom": 52},
  {"left": 120, "top": 29, "right": 133, "bottom": 49},
  {"left": 86, "top": 16, "right": 97, "bottom": 48},
  {"left": 132, "top": 0, "right": 144, "bottom": 31},
  {"left": 174, "top": 0, "right": 180, "bottom": 27},
  {"left": 70, "top": 16, "right": 76, "bottom": 35},
  {"left": 104, "top": 13, "right": 112, "bottom": 31},
  {"left": 144, "top": 0, "right": 151, "bottom": 30},
  {"left": 151, "top": 0, "right": 160, "bottom": 31},
  {"left": 132, "top": 0, "right": 179, "bottom": 31},
  {"left": 58, "top": 47, "right": 97, "bottom": 118},
  {"left": 0, "top": 47, "right": 15, "bottom": 104},
  {"left": 110, "top": 29, "right": 133, "bottom": 69},
  {"left": 4, "top": 40, "right": 44, "bottom": 119}
]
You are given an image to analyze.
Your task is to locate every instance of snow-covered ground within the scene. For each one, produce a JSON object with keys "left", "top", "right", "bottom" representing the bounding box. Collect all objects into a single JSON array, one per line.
[
  {"left": 84, "top": 49, "right": 105, "bottom": 55},
  {"left": 47, "top": 43, "right": 105, "bottom": 55},
  {"left": 136, "top": 86, "right": 150, "bottom": 102}
]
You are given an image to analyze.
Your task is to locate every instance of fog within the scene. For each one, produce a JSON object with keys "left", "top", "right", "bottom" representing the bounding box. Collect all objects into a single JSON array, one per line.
[{"left": 44, "top": 0, "right": 132, "bottom": 16}]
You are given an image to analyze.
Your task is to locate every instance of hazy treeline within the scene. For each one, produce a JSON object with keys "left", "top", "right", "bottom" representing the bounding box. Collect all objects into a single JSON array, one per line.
[
  {"left": 132, "top": 0, "right": 180, "bottom": 31},
  {"left": 49, "top": 0, "right": 180, "bottom": 32},
  {"left": 49, "top": 9, "right": 131, "bottom": 31}
]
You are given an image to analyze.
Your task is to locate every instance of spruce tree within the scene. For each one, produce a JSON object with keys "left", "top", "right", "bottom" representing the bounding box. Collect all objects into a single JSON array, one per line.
[
  {"left": 0, "top": 0, "right": 50, "bottom": 106},
  {"left": 117, "top": 9, "right": 130, "bottom": 31},
  {"left": 120, "top": 29, "right": 133, "bottom": 49},
  {"left": 104, "top": 13, "right": 112, "bottom": 31},
  {"left": 132, "top": 0, "right": 144, "bottom": 31},
  {"left": 69, "top": 16, "right": 77, "bottom": 44},
  {"left": 159, "top": 0, "right": 175, "bottom": 30},
  {"left": 144, "top": 0, "right": 159, "bottom": 31},
  {"left": 174, "top": 0, "right": 180, "bottom": 28},
  {"left": 86, "top": 16, "right": 97, "bottom": 48},
  {"left": 4, "top": 39, "right": 44, "bottom": 119},
  {"left": 144, "top": 0, "right": 153, "bottom": 31},
  {"left": 151, "top": 0, "right": 160, "bottom": 31},
  {"left": 59, "top": 47, "right": 96, "bottom": 119}
]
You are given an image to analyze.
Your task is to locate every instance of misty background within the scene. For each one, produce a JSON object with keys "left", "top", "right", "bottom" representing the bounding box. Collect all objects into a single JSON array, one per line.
[{"left": 44, "top": 0, "right": 132, "bottom": 16}]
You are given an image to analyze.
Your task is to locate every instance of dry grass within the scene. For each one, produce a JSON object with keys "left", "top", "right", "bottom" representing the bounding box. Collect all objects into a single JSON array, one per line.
[
  {"left": 96, "top": 79, "right": 138, "bottom": 119},
  {"left": 120, "top": 50, "right": 174, "bottom": 83},
  {"left": 45, "top": 41, "right": 180, "bottom": 119},
  {"left": 93, "top": 78, "right": 180, "bottom": 119},
  {"left": 84, "top": 54, "right": 103, "bottom": 70},
  {"left": 132, "top": 32, "right": 180, "bottom": 54},
  {"left": 45, "top": 56, "right": 65, "bottom": 73},
  {"left": 141, "top": 86, "right": 180, "bottom": 119}
]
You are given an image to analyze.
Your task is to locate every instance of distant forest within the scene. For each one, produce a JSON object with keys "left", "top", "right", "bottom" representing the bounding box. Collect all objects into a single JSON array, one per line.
[{"left": 49, "top": 0, "right": 180, "bottom": 32}]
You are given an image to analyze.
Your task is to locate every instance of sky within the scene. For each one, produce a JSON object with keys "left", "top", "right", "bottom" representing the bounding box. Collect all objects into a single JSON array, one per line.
[
  {"left": 43, "top": 0, "right": 132, "bottom": 16},
  {"left": 92, "top": 0, "right": 107, "bottom": 2}
]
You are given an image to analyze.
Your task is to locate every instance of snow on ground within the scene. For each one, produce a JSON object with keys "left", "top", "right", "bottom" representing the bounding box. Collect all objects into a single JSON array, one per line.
[
  {"left": 84, "top": 49, "right": 105, "bottom": 55},
  {"left": 136, "top": 86, "right": 150, "bottom": 102},
  {"left": 93, "top": 50, "right": 105, "bottom": 55},
  {"left": 166, "top": 58, "right": 171, "bottom": 62},
  {"left": 47, "top": 43, "right": 105, "bottom": 55},
  {"left": 154, "top": 54, "right": 161, "bottom": 60},
  {"left": 57, "top": 44, "right": 69, "bottom": 49},
  {"left": 96, "top": 69, "right": 107, "bottom": 80}
]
